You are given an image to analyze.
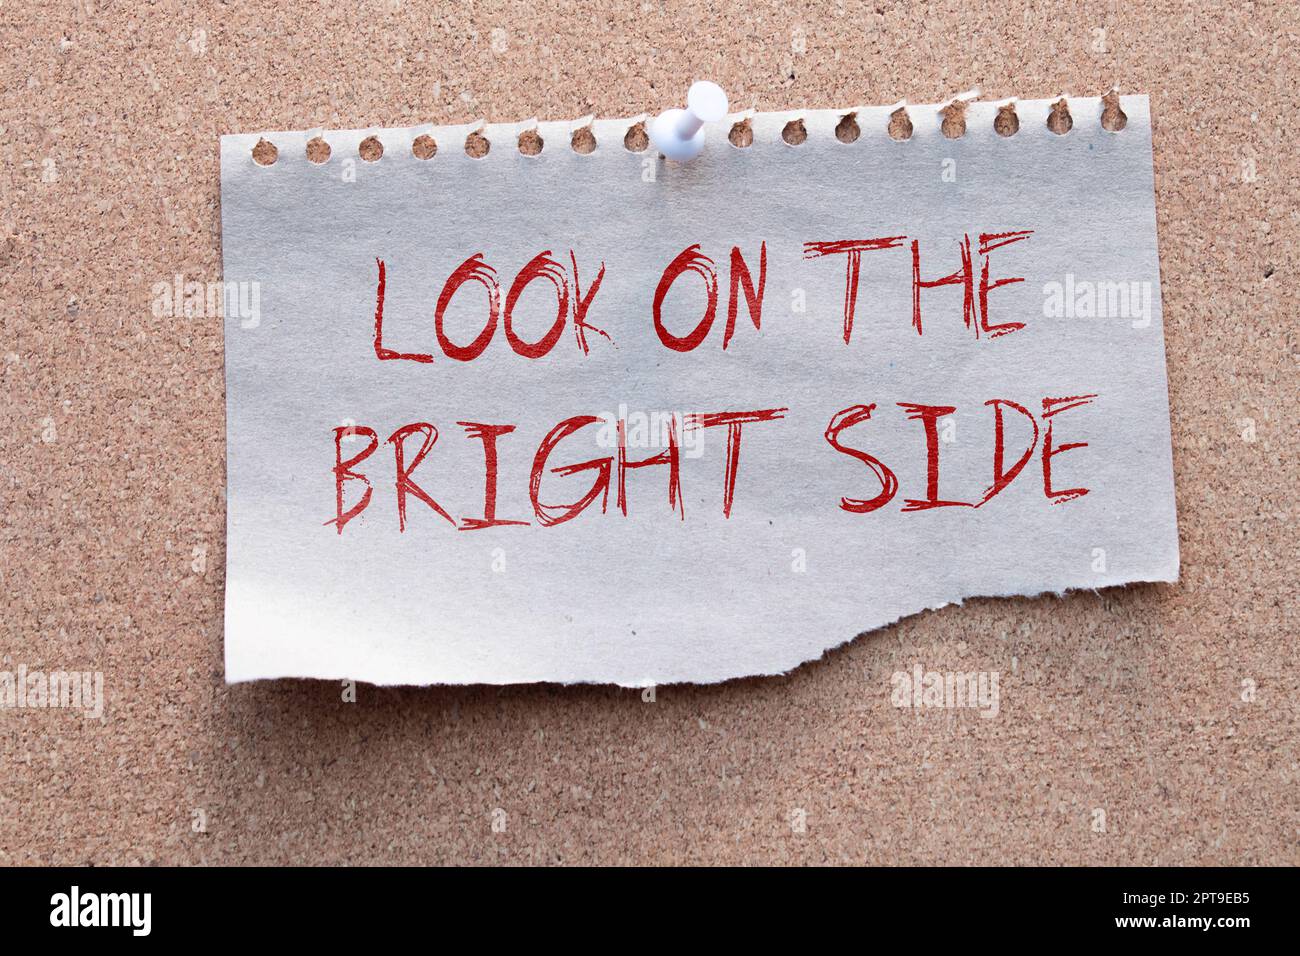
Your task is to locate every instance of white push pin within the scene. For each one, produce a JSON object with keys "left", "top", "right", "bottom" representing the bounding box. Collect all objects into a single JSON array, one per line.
[{"left": 648, "top": 81, "right": 729, "bottom": 161}]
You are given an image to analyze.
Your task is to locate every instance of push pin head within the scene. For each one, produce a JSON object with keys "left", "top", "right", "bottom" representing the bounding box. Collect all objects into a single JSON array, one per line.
[{"left": 648, "top": 81, "right": 729, "bottom": 162}]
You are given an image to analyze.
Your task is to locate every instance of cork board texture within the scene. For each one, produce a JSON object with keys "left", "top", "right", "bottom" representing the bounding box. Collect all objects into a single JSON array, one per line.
[{"left": 0, "top": 1, "right": 1295, "bottom": 865}]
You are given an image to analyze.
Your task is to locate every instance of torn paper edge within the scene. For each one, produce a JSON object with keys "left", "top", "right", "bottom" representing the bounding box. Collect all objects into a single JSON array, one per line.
[
  {"left": 221, "top": 95, "right": 1148, "bottom": 164},
  {"left": 227, "top": 568, "right": 1178, "bottom": 689}
]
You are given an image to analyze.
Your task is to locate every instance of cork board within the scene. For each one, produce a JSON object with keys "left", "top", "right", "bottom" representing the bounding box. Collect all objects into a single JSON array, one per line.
[{"left": 0, "top": 2, "right": 1294, "bottom": 865}]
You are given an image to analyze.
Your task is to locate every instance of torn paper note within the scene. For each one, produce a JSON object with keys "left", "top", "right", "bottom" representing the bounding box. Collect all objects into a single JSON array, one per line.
[{"left": 219, "top": 95, "right": 1178, "bottom": 686}]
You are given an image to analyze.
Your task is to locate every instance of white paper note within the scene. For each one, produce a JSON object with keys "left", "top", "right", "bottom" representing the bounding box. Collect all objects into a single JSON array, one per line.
[{"left": 219, "top": 96, "right": 1178, "bottom": 685}]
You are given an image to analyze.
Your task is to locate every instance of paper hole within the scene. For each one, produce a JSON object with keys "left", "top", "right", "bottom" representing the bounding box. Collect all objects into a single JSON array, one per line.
[
  {"left": 887, "top": 107, "right": 913, "bottom": 141},
  {"left": 781, "top": 118, "right": 807, "bottom": 146},
  {"left": 993, "top": 104, "right": 1020, "bottom": 137},
  {"left": 835, "top": 112, "right": 860, "bottom": 144},
  {"left": 359, "top": 135, "right": 384, "bottom": 162},
  {"left": 1101, "top": 92, "right": 1128, "bottom": 132},
  {"left": 728, "top": 118, "right": 753, "bottom": 148},
  {"left": 623, "top": 121, "right": 649, "bottom": 152},
  {"left": 1046, "top": 99, "right": 1073, "bottom": 135},
  {"left": 571, "top": 126, "right": 596, "bottom": 154},
  {"left": 305, "top": 136, "right": 331, "bottom": 164},
  {"left": 251, "top": 138, "right": 278, "bottom": 166},
  {"left": 518, "top": 129, "right": 543, "bottom": 156},
  {"left": 465, "top": 131, "right": 490, "bottom": 158},
  {"left": 412, "top": 134, "right": 437, "bottom": 160},
  {"left": 939, "top": 101, "right": 967, "bottom": 139}
]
